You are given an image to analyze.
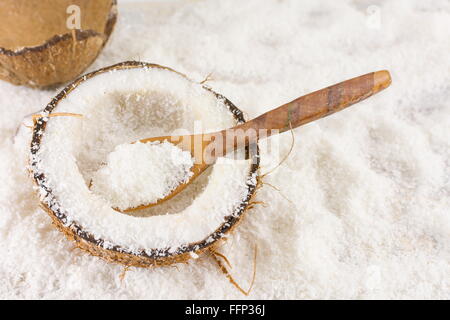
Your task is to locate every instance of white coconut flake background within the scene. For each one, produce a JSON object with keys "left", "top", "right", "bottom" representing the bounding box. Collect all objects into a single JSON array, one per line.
[{"left": 0, "top": 0, "right": 449, "bottom": 299}]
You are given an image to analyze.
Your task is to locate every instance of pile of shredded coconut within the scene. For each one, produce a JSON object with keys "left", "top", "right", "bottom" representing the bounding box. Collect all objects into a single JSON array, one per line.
[
  {"left": 91, "top": 141, "right": 194, "bottom": 210},
  {"left": 0, "top": 0, "right": 449, "bottom": 299}
]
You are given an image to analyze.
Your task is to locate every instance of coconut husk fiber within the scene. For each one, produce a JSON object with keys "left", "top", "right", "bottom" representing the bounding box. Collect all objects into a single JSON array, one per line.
[
  {"left": 30, "top": 61, "right": 262, "bottom": 268},
  {"left": 0, "top": 0, "right": 117, "bottom": 88}
]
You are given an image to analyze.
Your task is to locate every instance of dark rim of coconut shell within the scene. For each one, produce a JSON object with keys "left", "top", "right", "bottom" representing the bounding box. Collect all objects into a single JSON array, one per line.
[{"left": 30, "top": 61, "right": 260, "bottom": 260}]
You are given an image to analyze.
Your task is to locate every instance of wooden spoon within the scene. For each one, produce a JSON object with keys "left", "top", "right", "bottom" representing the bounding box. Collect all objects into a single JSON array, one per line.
[{"left": 122, "top": 70, "right": 392, "bottom": 212}]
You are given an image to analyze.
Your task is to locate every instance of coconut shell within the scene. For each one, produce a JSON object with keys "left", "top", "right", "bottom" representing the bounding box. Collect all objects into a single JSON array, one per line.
[
  {"left": 0, "top": 0, "right": 117, "bottom": 88},
  {"left": 30, "top": 62, "right": 261, "bottom": 268}
]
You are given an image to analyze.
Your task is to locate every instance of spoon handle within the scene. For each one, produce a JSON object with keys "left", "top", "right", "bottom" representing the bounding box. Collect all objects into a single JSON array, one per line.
[
  {"left": 140, "top": 71, "right": 391, "bottom": 163},
  {"left": 230, "top": 70, "right": 391, "bottom": 137}
]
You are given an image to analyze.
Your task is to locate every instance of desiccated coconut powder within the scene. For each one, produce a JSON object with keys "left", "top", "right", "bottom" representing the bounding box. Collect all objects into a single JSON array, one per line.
[{"left": 91, "top": 141, "right": 194, "bottom": 210}]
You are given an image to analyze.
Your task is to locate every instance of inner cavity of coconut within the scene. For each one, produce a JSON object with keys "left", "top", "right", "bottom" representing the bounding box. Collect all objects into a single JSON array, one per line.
[{"left": 34, "top": 67, "right": 254, "bottom": 253}]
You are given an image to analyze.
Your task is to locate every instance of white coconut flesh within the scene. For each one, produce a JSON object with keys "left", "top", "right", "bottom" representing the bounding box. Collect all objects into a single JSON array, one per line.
[{"left": 31, "top": 66, "right": 257, "bottom": 256}]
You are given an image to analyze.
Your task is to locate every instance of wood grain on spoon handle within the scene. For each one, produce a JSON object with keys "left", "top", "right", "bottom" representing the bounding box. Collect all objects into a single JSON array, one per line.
[{"left": 228, "top": 70, "right": 391, "bottom": 138}]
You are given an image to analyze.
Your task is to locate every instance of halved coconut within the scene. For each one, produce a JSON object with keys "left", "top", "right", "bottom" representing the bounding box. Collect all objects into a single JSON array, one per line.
[
  {"left": 30, "top": 62, "right": 260, "bottom": 267},
  {"left": 0, "top": 0, "right": 117, "bottom": 88}
]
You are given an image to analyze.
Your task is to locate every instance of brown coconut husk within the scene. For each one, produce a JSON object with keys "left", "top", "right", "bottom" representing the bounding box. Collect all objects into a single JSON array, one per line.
[
  {"left": 30, "top": 61, "right": 262, "bottom": 268},
  {"left": 0, "top": 0, "right": 117, "bottom": 88}
]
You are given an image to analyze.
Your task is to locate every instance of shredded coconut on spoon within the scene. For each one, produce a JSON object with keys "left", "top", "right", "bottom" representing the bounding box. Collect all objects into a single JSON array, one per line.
[{"left": 91, "top": 141, "right": 194, "bottom": 210}]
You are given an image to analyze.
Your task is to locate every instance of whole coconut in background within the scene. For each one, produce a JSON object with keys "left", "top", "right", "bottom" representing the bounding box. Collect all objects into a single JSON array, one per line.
[{"left": 0, "top": 0, "right": 117, "bottom": 88}]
